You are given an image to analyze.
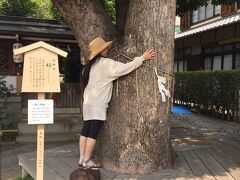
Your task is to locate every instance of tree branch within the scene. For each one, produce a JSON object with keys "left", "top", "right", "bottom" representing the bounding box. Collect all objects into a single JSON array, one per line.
[{"left": 52, "top": 0, "right": 118, "bottom": 63}]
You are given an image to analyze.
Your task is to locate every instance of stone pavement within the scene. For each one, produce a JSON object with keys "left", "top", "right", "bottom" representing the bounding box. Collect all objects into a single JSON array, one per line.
[
  {"left": 18, "top": 143, "right": 240, "bottom": 180},
  {"left": 172, "top": 113, "right": 240, "bottom": 145},
  {"left": 1, "top": 112, "right": 240, "bottom": 180},
  {"left": 1, "top": 141, "right": 77, "bottom": 180},
  {"left": 171, "top": 113, "right": 240, "bottom": 166}
]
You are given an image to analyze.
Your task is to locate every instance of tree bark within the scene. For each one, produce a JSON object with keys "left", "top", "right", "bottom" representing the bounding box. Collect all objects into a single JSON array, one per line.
[
  {"left": 115, "top": 0, "right": 129, "bottom": 35},
  {"left": 53, "top": 0, "right": 176, "bottom": 174}
]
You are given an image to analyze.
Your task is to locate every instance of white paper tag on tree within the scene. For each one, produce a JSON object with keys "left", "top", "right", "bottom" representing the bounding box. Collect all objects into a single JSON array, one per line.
[{"left": 28, "top": 100, "right": 54, "bottom": 124}]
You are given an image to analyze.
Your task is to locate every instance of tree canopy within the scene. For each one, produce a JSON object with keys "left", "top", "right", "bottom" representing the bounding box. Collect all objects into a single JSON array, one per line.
[
  {"left": 0, "top": 0, "right": 238, "bottom": 20},
  {"left": 0, "top": 0, "right": 62, "bottom": 19},
  {"left": 102, "top": 0, "right": 239, "bottom": 24},
  {"left": 0, "top": 0, "right": 37, "bottom": 17},
  {"left": 101, "top": 0, "right": 116, "bottom": 24}
]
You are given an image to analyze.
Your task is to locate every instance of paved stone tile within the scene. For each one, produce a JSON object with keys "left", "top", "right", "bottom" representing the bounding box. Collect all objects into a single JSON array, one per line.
[{"left": 171, "top": 113, "right": 240, "bottom": 150}]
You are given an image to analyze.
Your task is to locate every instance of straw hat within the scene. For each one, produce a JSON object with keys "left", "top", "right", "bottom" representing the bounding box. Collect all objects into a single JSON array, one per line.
[{"left": 89, "top": 37, "right": 113, "bottom": 60}]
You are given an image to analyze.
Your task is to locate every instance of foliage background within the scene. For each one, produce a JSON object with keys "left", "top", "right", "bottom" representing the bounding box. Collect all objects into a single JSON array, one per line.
[
  {"left": 1, "top": 0, "right": 238, "bottom": 20},
  {"left": 0, "top": 76, "right": 16, "bottom": 130},
  {"left": 174, "top": 70, "right": 240, "bottom": 122},
  {"left": 0, "top": 0, "right": 62, "bottom": 19}
]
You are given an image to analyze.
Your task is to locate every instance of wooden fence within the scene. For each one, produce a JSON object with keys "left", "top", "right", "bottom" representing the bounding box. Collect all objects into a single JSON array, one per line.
[{"left": 21, "top": 83, "right": 82, "bottom": 108}]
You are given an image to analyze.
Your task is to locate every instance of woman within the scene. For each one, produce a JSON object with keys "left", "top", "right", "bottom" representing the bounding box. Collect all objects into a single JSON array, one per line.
[{"left": 79, "top": 37, "right": 156, "bottom": 168}]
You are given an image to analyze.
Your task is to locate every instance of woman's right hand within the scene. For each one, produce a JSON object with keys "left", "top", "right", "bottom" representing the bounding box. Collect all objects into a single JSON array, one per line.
[{"left": 142, "top": 49, "right": 156, "bottom": 61}]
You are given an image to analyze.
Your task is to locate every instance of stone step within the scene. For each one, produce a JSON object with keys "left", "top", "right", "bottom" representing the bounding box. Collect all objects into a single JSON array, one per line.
[
  {"left": 18, "top": 108, "right": 83, "bottom": 143},
  {"left": 20, "top": 116, "right": 82, "bottom": 122},
  {"left": 20, "top": 113, "right": 82, "bottom": 119},
  {"left": 16, "top": 133, "right": 79, "bottom": 143},
  {"left": 18, "top": 120, "right": 83, "bottom": 134}
]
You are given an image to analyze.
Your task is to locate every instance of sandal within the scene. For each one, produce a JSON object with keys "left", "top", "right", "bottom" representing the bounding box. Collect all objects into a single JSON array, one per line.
[{"left": 82, "top": 159, "right": 101, "bottom": 168}]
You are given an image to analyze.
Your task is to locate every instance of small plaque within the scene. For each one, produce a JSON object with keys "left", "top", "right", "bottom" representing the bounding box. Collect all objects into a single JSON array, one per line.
[{"left": 28, "top": 100, "right": 54, "bottom": 124}]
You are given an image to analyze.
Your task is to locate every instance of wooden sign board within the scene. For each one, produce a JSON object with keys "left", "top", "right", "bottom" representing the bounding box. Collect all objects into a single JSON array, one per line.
[
  {"left": 22, "top": 48, "right": 60, "bottom": 92},
  {"left": 13, "top": 41, "right": 68, "bottom": 93}
]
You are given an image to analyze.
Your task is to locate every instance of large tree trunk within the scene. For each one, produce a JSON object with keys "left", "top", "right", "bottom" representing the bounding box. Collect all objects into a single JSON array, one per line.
[
  {"left": 53, "top": 0, "right": 176, "bottom": 174},
  {"left": 99, "top": 0, "right": 176, "bottom": 173}
]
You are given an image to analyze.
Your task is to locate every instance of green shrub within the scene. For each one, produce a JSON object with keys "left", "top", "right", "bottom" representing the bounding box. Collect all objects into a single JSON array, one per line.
[
  {"left": 174, "top": 70, "right": 240, "bottom": 121},
  {"left": 15, "top": 174, "right": 34, "bottom": 180},
  {"left": 1, "top": 131, "right": 18, "bottom": 142},
  {"left": 0, "top": 76, "right": 14, "bottom": 129}
]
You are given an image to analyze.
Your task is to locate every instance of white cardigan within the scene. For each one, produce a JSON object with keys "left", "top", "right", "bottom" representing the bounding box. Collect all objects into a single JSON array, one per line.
[{"left": 83, "top": 56, "right": 144, "bottom": 121}]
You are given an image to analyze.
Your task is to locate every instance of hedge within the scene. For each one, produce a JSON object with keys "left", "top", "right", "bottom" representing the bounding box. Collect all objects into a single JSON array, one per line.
[{"left": 174, "top": 70, "right": 240, "bottom": 122}]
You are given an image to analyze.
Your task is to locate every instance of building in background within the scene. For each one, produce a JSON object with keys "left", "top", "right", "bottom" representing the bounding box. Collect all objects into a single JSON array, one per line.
[
  {"left": 174, "top": 1, "right": 240, "bottom": 72},
  {"left": 0, "top": 16, "right": 82, "bottom": 142},
  {"left": 0, "top": 15, "right": 78, "bottom": 91}
]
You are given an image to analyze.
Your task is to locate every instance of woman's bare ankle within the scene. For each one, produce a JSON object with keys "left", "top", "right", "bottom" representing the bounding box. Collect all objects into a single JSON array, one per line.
[{"left": 83, "top": 157, "right": 90, "bottom": 163}]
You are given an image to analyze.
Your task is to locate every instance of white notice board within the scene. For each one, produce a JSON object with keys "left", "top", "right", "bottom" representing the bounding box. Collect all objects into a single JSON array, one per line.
[{"left": 28, "top": 100, "right": 54, "bottom": 124}]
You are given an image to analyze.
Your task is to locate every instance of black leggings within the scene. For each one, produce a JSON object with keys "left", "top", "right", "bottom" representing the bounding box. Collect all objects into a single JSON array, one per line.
[{"left": 81, "top": 120, "right": 103, "bottom": 139}]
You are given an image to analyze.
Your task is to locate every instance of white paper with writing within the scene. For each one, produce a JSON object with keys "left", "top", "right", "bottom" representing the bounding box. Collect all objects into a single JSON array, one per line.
[{"left": 28, "top": 100, "right": 54, "bottom": 124}]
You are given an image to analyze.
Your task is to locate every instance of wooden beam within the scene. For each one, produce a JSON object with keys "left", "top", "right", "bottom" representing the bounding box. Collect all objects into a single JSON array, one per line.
[{"left": 13, "top": 41, "right": 68, "bottom": 57}]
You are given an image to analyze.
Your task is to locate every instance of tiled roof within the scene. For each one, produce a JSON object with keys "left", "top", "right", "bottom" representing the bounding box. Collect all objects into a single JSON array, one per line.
[
  {"left": 0, "top": 16, "right": 75, "bottom": 38},
  {"left": 175, "top": 13, "right": 240, "bottom": 39}
]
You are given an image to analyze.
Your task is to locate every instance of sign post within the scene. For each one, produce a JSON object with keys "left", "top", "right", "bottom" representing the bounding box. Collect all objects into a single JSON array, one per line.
[
  {"left": 14, "top": 41, "right": 67, "bottom": 180},
  {"left": 37, "top": 92, "right": 45, "bottom": 180}
]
